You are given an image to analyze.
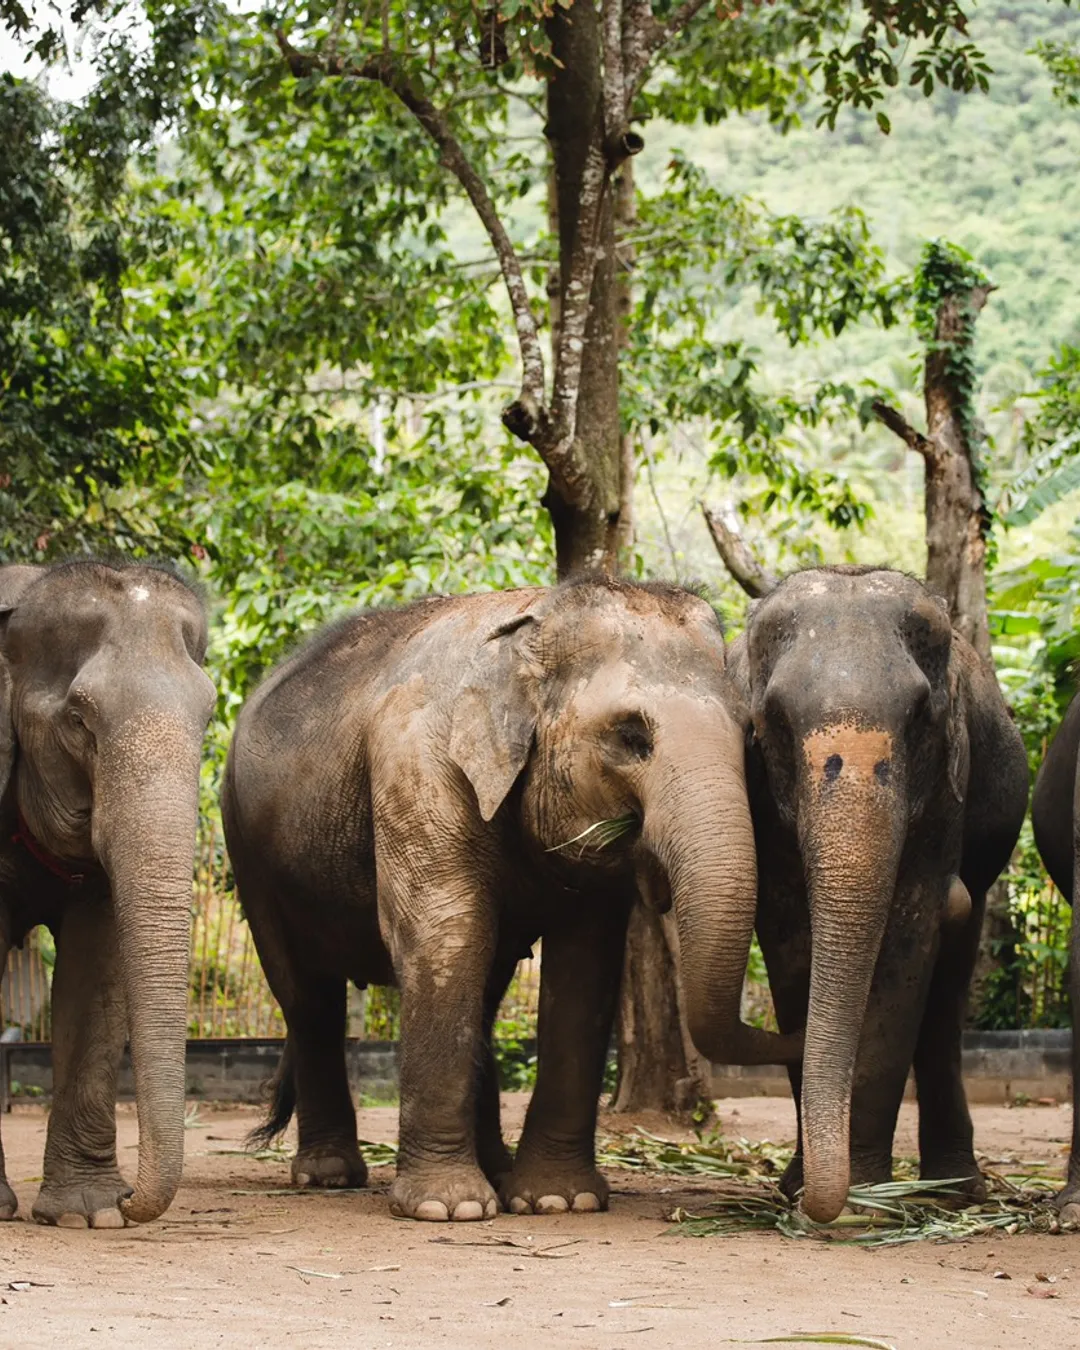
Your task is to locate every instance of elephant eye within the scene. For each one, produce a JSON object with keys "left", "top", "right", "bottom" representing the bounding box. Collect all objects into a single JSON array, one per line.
[
  {"left": 69, "top": 709, "right": 85, "bottom": 727},
  {"left": 614, "top": 714, "right": 654, "bottom": 760}
]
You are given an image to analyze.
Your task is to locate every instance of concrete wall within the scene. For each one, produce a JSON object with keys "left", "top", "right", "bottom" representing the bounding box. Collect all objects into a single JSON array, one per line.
[{"left": 1, "top": 1030, "right": 1071, "bottom": 1108}]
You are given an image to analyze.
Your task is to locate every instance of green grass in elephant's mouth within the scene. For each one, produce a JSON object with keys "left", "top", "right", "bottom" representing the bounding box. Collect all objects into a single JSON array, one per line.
[{"left": 545, "top": 813, "right": 640, "bottom": 858}]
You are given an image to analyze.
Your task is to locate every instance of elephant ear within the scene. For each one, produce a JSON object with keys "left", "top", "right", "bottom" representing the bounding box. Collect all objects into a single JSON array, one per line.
[
  {"left": 448, "top": 611, "right": 540, "bottom": 822},
  {"left": 0, "top": 605, "right": 17, "bottom": 800},
  {"left": 0, "top": 569, "right": 45, "bottom": 800}
]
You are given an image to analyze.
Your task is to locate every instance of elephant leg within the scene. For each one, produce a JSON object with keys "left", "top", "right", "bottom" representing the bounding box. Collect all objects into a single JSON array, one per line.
[
  {"left": 753, "top": 818, "right": 810, "bottom": 1201},
  {"left": 389, "top": 892, "right": 499, "bottom": 1223},
  {"left": 0, "top": 926, "right": 14, "bottom": 1219},
  {"left": 1056, "top": 896, "right": 1080, "bottom": 1224},
  {"left": 848, "top": 876, "right": 941, "bottom": 1193},
  {"left": 245, "top": 886, "right": 366, "bottom": 1191},
  {"left": 912, "top": 885, "right": 987, "bottom": 1201},
  {"left": 287, "top": 977, "right": 367, "bottom": 1190},
  {"left": 475, "top": 942, "right": 526, "bottom": 1189},
  {"left": 502, "top": 898, "right": 629, "bottom": 1216},
  {"left": 34, "top": 900, "right": 131, "bottom": 1228}
]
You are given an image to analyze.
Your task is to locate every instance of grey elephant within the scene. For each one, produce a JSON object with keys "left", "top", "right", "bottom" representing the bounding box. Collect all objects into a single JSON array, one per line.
[
  {"left": 224, "top": 575, "right": 800, "bottom": 1222},
  {"left": 729, "top": 566, "right": 1028, "bottom": 1224},
  {"left": 1030, "top": 691, "right": 1080, "bottom": 1224},
  {"left": 0, "top": 560, "right": 215, "bottom": 1226}
]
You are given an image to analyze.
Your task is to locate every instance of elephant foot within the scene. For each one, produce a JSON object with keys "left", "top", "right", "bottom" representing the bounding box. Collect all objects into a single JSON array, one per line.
[
  {"left": 33, "top": 1172, "right": 132, "bottom": 1228},
  {"left": 501, "top": 1159, "right": 609, "bottom": 1216},
  {"left": 1054, "top": 1182, "right": 1080, "bottom": 1229},
  {"left": 0, "top": 1177, "right": 17, "bottom": 1220},
  {"left": 389, "top": 1165, "right": 498, "bottom": 1222},
  {"left": 920, "top": 1158, "right": 986, "bottom": 1207},
  {"left": 292, "top": 1142, "right": 368, "bottom": 1190}
]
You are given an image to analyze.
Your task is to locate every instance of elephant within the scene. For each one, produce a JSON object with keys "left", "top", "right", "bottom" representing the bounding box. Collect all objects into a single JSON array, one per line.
[
  {"left": 0, "top": 560, "right": 215, "bottom": 1226},
  {"left": 223, "top": 575, "right": 801, "bottom": 1223},
  {"left": 1030, "top": 690, "right": 1080, "bottom": 1224},
  {"left": 728, "top": 565, "right": 1028, "bottom": 1224}
]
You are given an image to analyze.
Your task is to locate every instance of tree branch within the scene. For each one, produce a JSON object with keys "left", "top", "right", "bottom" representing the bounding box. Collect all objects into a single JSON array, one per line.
[
  {"left": 871, "top": 398, "right": 934, "bottom": 460},
  {"left": 274, "top": 27, "right": 548, "bottom": 442},
  {"left": 701, "top": 501, "right": 778, "bottom": 599},
  {"left": 546, "top": 136, "right": 609, "bottom": 499},
  {"left": 602, "top": 0, "right": 627, "bottom": 134},
  {"left": 625, "top": 0, "right": 712, "bottom": 90}
]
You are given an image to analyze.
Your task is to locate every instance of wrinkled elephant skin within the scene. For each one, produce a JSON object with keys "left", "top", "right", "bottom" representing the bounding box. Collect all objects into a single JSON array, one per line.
[
  {"left": 1031, "top": 692, "right": 1080, "bottom": 1225},
  {"left": 729, "top": 566, "right": 1028, "bottom": 1224},
  {"left": 0, "top": 561, "right": 214, "bottom": 1227},
  {"left": 224, "top": 577, "right": 800, "bottom": 1224}
]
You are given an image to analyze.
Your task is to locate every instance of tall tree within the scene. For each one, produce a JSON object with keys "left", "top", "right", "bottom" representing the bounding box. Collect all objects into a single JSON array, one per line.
[{"left": 3, "top": 0, "right": 1003, "bottom": 1105}]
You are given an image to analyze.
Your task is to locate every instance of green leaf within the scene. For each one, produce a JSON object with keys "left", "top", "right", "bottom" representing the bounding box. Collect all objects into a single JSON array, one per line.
[{"left": 1004, "top": 456, "right": 1080, "bottom": 527}]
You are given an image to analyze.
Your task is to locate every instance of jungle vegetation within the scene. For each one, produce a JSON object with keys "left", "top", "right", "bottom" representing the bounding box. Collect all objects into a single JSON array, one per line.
[{"left": 2, "top": 0, "right": 1079, "bottom": 1069}]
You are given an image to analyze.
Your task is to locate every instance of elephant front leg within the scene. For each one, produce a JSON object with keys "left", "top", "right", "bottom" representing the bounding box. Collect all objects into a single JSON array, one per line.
[
  {"left": 1056, "top": 894, "right": 1080, "bottom": 1225},
  {"left": 503, "top": 898, "right": 629, "bottom": 1216},
  {"left": 849, "top": 877, "right": 941, "bottom": 1195},
  {"left": 912, "top": 883, "right": 987, "bottom": 1203},
  {"left": 34, "top": 899, "right": 132, "bottom": 1228},
  {"left": 389, "top": 894, "right": 500, "bottom": 1223},
  {"left": 0, "top": 927, "right": 15, "bottom": 1219}
]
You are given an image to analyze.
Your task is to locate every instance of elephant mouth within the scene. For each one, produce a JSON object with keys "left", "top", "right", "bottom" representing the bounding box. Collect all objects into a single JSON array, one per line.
[{"left": 544, "top": 812, "right": 641, "bottom": 860}]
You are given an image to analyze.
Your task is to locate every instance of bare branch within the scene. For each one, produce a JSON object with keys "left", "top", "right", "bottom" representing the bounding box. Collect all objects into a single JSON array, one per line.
[
  {"left": 602, "top": 0, "right": 628, "bottom": 138},
  {"left": 274, "top": 28, "right": 547, "bottom": 441},
  {"left": 701, "top": 501, "right": 778, "bottom": 599},
  {"left": 547, "top": 138, "right": 609, "bottom": 498},
  {"left": 625, "top": 0, "right": 711, "bottom": 90},
  {"left": 871, "top": 398, "right": 934, "bottom": 460}
]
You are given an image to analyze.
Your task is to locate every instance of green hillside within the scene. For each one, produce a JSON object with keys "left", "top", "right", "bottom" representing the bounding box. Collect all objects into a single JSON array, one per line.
[{"left": 635, "top": 0, "right": 1080, "bottom": 591}]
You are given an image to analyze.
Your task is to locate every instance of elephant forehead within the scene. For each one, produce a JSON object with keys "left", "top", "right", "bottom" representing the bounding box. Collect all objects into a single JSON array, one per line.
[{"left": 802, "top": 723, "right": 893, "bottom": 775}]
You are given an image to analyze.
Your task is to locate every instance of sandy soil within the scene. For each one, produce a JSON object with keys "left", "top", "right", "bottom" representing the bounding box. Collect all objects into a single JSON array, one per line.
[{"left": 1, "top": 1094, "right": 1078, "bottom": 1349}]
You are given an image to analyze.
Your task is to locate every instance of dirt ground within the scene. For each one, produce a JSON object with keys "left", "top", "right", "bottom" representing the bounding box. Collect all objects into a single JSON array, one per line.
[{"left": 1, "top": 1094, "right": 1078, "bottom": 1350}]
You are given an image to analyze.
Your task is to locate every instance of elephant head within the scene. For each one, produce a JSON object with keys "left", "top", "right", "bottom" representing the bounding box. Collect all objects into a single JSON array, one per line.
[
  {"left": 449, "top": 575, "right": 801, "bottom": 1067},
  {"left": 0, "top": 561, "right": 215, "bottom": 1223},
  {"left": 744, "top": 566, "right": 965, "bottom": 1222}
]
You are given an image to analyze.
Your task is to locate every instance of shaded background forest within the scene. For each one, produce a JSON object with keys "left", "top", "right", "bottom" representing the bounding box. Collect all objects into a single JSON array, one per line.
[{"left": 3, "top": 0, "right": 1080, "bottom": 1049}]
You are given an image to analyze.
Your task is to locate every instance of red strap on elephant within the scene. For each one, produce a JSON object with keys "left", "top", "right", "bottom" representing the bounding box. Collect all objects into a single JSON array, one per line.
[{"left": 11, "top": 809, "right": 86, "bottom": 887}]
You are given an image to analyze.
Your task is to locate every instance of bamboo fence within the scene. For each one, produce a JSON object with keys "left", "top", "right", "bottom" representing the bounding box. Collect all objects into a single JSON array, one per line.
[{"left": 0, "top": 839, "right": 1064, "bottom": 1043}]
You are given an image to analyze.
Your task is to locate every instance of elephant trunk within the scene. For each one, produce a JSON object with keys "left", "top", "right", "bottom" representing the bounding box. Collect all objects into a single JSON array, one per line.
[
  {"left": 797, "top": 727, "right": 905, "bottom": 1224},
  {"left": 643, "top": 711, "right": 802, "bottom": 1067},
  {"left": 94, "top": 712, "right": 204, "bottom": 1224}
]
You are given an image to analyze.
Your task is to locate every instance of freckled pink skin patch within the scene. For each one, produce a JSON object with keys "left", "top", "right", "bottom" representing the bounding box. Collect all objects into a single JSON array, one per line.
[{"left": 802, "top": 724, "right": 894, "bottom": 785}]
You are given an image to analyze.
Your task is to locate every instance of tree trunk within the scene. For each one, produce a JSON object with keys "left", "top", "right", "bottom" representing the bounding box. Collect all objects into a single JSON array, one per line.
[
  {"left": 920, "top": 287, "right": 994, "bottom": 663},
  {"left": 873, "top": 273, "right": 1019, "bottom": 1019},
  {"left": 544, "top": 4, "right": 623, "bottom": 576},
  {"left": 613, "top": 905, "right": 713, "bottom": 1113},
  {"left": 614, "top": 155, "right": 636, "bottom": 566}
]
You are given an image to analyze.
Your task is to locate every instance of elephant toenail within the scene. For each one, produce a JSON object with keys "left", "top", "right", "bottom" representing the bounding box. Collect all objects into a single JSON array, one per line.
[
  {"left": 56, "top": 1213, "right": 89, "bottom": 1229},
  {"left": 571, "top": 1192, "right": 601, "bottom": 1212},
  {"left": 0, "top": 1206, "right": 16, "bottom": 1221},
  {"left": 509, "top": 1196, "right": 531, "bottom": 1215},
  {"left": 536, "top": 1194, "right": 569, "bottom": 1214},
  {"left": 415, "top": 1200, "right": 451, "bottom": 1222},
  {"left": 90, "top": 1208, "right": 125, "bottom": 1229},
  {"left": 484, "top": 1198, "right": 498, "bottom": 1218},
  {"left": 295, "top": 1172, "right": 312, "bottom": 1187},
  {"left": 451, "top": 1200, "right": 484, "bottom": 1221}
]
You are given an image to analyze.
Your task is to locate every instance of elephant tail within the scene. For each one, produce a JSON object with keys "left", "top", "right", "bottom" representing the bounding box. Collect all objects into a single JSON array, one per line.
[{"left": 247, "top": 1038, "right": 296, "bottom": 1149}]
